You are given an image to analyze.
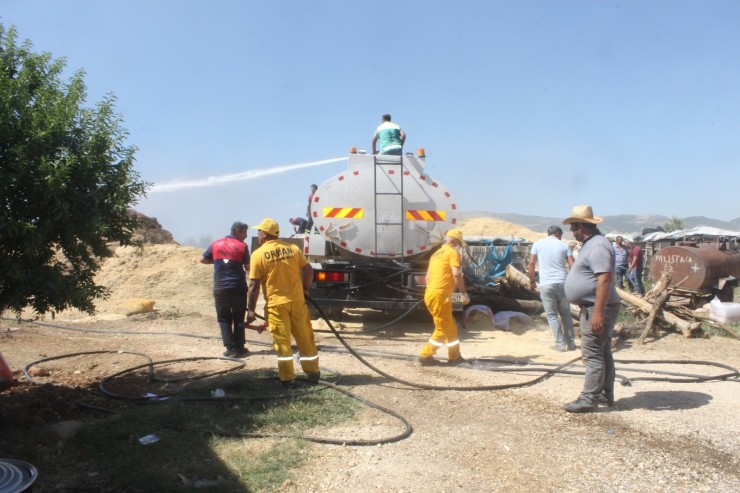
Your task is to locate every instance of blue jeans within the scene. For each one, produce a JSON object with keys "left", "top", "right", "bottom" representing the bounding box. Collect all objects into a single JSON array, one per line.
[
  {"left": 540, "top": 283, "right": 576, "bottom": 349},
  {"left": 578, "top": 304, "right": 620, "bottom": 403},
  {"left": 628, "top": 266, "right": 645, "bottom": 295},
  {"left": 614, "top": 265, "right": 628, "bottom": 289}
]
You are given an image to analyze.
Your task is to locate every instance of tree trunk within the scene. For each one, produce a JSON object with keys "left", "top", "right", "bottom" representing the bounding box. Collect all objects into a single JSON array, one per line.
[
  {"left": 617, "top": 287, "right": 699, "bottom": 337},
  {"left": 506, "top": 264, "right": 538, "bottom": 294},
  {"left": 638, "top": 291, "right": 669, "bottom": 344},
  {"left": 468, "top": 284, "right": 543, "bottom": 314}
]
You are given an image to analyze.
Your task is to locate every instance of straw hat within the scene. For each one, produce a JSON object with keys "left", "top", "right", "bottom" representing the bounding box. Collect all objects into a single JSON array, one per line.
[{"left": 562, "top": 205, "right": 604, "bottom": 225}]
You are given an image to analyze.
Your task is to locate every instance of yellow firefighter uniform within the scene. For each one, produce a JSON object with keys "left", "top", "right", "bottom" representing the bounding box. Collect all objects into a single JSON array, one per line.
[
  {"left": 419, "top": 242, "right": 462, "bottom": 362},
  {"left": 249, "top": 238, "right": 319, "bottom": 382}
]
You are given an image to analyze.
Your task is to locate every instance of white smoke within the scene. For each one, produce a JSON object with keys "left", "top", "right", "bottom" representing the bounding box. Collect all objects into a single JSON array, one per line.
[{"left": 150, "top": 157, "right": 347, "bottom": 193}]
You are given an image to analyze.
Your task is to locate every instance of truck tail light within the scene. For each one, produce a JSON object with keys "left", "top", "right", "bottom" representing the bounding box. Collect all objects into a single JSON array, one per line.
[{"left": 315, "top": 271, "right": 349, "bottom": 283}]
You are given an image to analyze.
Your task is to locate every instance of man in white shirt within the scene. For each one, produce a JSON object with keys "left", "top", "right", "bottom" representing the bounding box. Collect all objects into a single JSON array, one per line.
[{"left": 527, "top": 226, "right": 576, "bottom": 351}]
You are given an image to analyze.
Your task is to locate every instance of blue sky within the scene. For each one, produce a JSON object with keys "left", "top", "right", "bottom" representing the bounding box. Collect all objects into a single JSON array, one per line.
[{"left": 4, "top": 1, "right": 739, "bottom": 245}]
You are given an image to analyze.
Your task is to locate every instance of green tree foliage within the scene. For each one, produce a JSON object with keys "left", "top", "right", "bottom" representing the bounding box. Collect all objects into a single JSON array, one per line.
[
  {"left": 0, "top": 25, "right": 149, "bottom": 316},
  {"left": 662, "top": 215, "right": 684, "bottom": 233}
]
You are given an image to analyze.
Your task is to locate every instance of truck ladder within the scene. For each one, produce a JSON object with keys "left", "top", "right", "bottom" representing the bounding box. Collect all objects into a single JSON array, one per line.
[{"left": 373, "top": 154, "right": 405, "bottom": 261}]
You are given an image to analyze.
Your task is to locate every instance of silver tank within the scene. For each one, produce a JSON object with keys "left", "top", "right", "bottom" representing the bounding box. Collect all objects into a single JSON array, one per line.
[{"left": 310, "top": 152, "right": 459, "bottom": 259}]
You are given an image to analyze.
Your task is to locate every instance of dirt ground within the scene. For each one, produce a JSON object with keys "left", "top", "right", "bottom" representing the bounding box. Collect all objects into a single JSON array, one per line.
[{"left": 1, "top": 234, "right": 739, "bottom": 492}]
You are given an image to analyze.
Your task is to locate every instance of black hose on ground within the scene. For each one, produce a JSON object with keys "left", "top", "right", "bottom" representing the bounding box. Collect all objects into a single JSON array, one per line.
[
  {"left": 9, "top": 312, "right": 740, "bottom": 447},
  {"left": 193, "top": 380, "right": 413, "bottom": 446},
  {"left": 24, "top": 350, "right": 154, "bottom": 385},
  {"left": 16, "top": 327, "right": 411, "bottom": 446},
  {"left": 307, "top": 296, "right": 583, "bottom": 391}
]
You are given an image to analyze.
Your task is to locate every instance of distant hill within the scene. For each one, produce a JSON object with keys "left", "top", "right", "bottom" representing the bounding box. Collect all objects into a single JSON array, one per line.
[{"left": 462, "top": 211, "right": 740, "bottom": 237}]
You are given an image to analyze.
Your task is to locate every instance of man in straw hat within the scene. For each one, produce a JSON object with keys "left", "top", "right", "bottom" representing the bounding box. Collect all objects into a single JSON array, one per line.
[
  {"left": 247, "top": 218, "right": 320, "bottom": 387},
  {"left": 417, "top": 229, "right": 471, "bottom": 366},
  {"left": 562, "top": 205, "right": 622, "bottom": 412}
]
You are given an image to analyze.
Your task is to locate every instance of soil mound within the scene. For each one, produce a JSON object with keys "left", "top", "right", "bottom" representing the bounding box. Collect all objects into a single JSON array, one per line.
[
  {"left": 58, "top": 216, "right": 540, "bottom": 320},
  {"left": 129, "top": 210, "right": 177, "bottom": 245},
  {"left": 460, "top": 217, "right": 546, "bottom": 242},
  {"left": 91, "top": 244, "right": 214, "bottom": 317}
]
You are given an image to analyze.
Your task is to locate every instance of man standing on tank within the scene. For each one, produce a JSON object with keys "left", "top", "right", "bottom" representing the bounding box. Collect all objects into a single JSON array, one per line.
[
  {"left": 201, "top": 221, "right": 251, "bottom": 358},
  {"left": 372, "top": 114, "right": 406, "bottom": 155}
]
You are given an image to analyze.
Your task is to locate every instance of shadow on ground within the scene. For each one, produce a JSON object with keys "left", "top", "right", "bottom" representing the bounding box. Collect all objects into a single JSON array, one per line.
[{"left": 617, "top": 390, "right": 712, "bottom": 411}]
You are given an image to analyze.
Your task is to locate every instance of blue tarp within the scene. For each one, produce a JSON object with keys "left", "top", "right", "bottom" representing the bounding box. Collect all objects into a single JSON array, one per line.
[{"left": 464, "top": 240, "right": 514, "bottom": 284}]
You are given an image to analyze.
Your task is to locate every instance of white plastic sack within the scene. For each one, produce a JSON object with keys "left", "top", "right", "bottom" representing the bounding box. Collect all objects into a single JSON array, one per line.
[
  {"left": 493, "top": 311, "right": 533, "bottom": 330},
  {"left": 709, "top": 296, "right": 740, "bottom": 324}
]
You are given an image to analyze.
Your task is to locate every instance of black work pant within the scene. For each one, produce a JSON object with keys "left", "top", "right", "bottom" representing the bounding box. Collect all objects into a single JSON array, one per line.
[{"left": 213, "top": 286, "right": 247, "bottom": 350}]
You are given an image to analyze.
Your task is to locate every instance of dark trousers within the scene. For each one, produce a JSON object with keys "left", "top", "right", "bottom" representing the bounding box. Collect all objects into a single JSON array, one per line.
[
  {"left": 579, "top": 304, "right": 621, "bottom": 403},
  {"left": 213, "top": 286, "right": 247, "bottom": 350}
]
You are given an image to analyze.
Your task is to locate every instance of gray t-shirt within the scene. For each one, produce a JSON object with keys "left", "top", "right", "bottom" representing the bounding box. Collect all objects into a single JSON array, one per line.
[{"left": 564, "top": 233, "right": 620, "bottom": 306}]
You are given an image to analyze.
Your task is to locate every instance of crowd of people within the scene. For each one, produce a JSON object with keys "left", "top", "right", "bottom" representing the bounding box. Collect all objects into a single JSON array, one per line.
[
  {"left": 199, "top": 115, "right": 636, "bottom": 413},
  {"left": 612, "top": 235, "right": 645, "bottom": 296},
  {"left": 198, "top": 114, "right": 410, "bottom": 386}
]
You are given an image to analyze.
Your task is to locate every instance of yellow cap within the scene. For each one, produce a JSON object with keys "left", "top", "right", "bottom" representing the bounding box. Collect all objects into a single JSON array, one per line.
[
  {"left": 253, "top": 218, "right": 280, "bottom": 236},
  {"left": 445, "top": 229, "right": 465, "bottom": 244}
]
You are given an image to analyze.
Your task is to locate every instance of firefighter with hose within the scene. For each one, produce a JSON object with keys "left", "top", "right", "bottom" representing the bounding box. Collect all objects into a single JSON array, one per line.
[
  {"left": 246, "top": 218, "right": 321, "bottom": 387},
  {"left": 417, "top": 229, "right": 471, "bottom": 366}
]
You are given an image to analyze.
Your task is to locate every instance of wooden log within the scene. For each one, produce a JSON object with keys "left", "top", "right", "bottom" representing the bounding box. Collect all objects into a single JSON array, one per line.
[
  {"left": 617, "top": 287, "right": 700, "bottom": 337},
  {"left": 570, "top": 303, "right": 581, "bottom": 320},
  {"left": 638, "top": 291, "right": 669, "bottom": 344},
  {"left": 467, "top": 284, "right": 544, "bottom": 314},
  {"left": 645, "top": 270, "right": 671, "bottom": 303},
  {"left": 639, "top": 270, "right": 671, "bottom": 344},
  {"left": 506, "top": 264, "right": 538, "bottom": 295},
  {"left": 616, "top": 319, "right": 647, "bottom": 339}
]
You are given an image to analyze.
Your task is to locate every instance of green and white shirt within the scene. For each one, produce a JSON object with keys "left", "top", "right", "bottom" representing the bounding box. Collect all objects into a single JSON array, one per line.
[{"left": 374, "top": 121, "right": 403, "bottom": 153}]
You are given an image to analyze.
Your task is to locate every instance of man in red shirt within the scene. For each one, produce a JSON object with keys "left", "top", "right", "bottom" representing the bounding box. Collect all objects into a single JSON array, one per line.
[
  {"left": 201, "top": 222, "right": 251, "bottom": 357},
  {"left": 626, "top": 240, "right": 645, "bottom": 296}
]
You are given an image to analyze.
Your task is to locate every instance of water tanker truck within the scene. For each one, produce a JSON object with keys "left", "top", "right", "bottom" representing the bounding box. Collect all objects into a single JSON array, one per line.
[{"left": 301, "top": 149, "right": 462, "bottom": 315}]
